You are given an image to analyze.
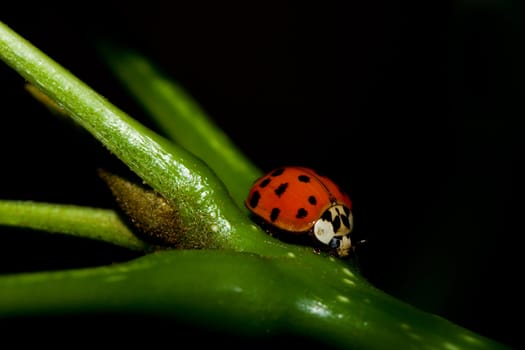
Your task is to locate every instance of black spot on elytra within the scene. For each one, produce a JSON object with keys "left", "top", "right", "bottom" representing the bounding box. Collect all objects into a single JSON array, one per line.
[
  {"left": 249, "top": 191, "right": 260, "bottom": 208},
  {"left": 298, "top": 175, "right": 310, "bottom": 183},
  {"left": 274, "top": 183, "right": 288, "bottom": 197},
  {"left": 343, "top": 206, "right": 350, "bottom": 216},
  {"left": 308, "top": 195, "right": 317, "bottom": 205},
  {"left": 332, "top": 216, "right": 341, "bottom": 232},
  {"left": 259, "top": 178, "right": 271, "bottom": 188},
  {"left": 270, "top": 208, "right": 280, "bottom": 222},
  {"left": 271, "top": 168, "right": 285, "bottom": 177},
  {"left": 296, "top": 208, "right": 308, "bottom": 219}
]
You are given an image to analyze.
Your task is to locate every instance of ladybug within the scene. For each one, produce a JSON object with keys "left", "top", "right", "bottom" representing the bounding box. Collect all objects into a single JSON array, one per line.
[{"left": 245, "top": 166, "right": 354, "bottom": 257}]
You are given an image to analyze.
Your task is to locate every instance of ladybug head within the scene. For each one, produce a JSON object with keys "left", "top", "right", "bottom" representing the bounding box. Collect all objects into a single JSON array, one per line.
[{"left": 312, "top": 204, "right": 353, "bottom": 257}]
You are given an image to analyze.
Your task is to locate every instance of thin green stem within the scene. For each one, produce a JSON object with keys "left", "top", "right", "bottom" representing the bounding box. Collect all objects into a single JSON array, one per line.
[{"left": 0, "top": 200, "right": 149, "bottom": 251}]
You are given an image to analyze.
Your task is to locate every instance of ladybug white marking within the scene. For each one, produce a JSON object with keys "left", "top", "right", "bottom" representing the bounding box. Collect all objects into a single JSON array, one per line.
[{"left": 313, "top": 204, "right": 353, "bottom": 257}]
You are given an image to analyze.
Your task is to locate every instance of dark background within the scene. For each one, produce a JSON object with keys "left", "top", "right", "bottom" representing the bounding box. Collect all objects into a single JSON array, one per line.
[{"left": 1, "top": 2, "right": 524, "bottom": 348}]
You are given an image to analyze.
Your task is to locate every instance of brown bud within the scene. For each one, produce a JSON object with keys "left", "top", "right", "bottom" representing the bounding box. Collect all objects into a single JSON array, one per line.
[{"left": 97, "top": 168, "right": 198, "bottom": 249}]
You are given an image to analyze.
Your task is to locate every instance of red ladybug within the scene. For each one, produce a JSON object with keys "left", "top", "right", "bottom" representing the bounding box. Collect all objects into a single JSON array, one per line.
[{"left": 245, "top": 166, "right": 353, "bottom": 257}]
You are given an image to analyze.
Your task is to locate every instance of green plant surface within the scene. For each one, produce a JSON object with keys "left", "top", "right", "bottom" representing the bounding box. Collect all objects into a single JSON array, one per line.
[
  {"left": 0, "top": 248, "right": 500, "bottom": 350},
  {"left": 0, "top": 20, "right": 511, "bottom": 349},
  {"left": 0, "top": 200, "right": 148, "bottom": 251}
]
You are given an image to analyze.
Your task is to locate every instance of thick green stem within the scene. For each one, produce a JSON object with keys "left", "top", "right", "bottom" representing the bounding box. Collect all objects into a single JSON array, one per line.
[
  {"left": 0, "top": 250, "right": 508, "bottom": 350},
  {"left": 97, "top": 43, "right": 261, "bottom": 207}
]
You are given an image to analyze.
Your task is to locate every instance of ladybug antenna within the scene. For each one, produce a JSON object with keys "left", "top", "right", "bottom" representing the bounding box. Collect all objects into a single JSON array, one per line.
[{"left": 352, "top": 239, "right": 367, "bottom": 252}]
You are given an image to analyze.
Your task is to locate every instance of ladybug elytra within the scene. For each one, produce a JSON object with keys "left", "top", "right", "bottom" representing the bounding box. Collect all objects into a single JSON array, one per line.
[{"left": 245, "top": 166, "right": 354, "bottom": 257}]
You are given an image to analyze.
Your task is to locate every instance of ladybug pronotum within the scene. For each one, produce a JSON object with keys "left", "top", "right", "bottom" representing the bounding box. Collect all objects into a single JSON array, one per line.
[{"left": 245, "top": 166, "right": 353, "bottom": 257}]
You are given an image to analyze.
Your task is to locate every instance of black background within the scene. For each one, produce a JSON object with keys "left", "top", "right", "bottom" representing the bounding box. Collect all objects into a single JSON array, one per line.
[{"left": 1, "top": 2, "right": 524, "bottom": 348}]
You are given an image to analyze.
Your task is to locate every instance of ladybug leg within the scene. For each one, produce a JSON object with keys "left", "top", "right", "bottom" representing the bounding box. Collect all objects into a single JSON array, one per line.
[{"left": 312, "top": 247, "right": 322, "bottom": 255}]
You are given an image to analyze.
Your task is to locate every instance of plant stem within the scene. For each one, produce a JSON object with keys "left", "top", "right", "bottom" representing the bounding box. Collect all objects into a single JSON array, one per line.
[
  {"left": 97, "top": 43, "right": 261, "bottom": 207},
  {"left": 0, "top": 200, "right": 149, "bottom": 251}
]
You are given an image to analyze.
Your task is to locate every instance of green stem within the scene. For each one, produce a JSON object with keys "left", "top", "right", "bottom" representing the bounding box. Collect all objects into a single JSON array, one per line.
[
  {"left": 97, "top": 43, "right": 261, "bottom": 207},
  {"left": 0, "top": 200, "right": 148, "bottom": 251},
  {"left": 0, "top": 249, "right": 509, "bottom": 350}
]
